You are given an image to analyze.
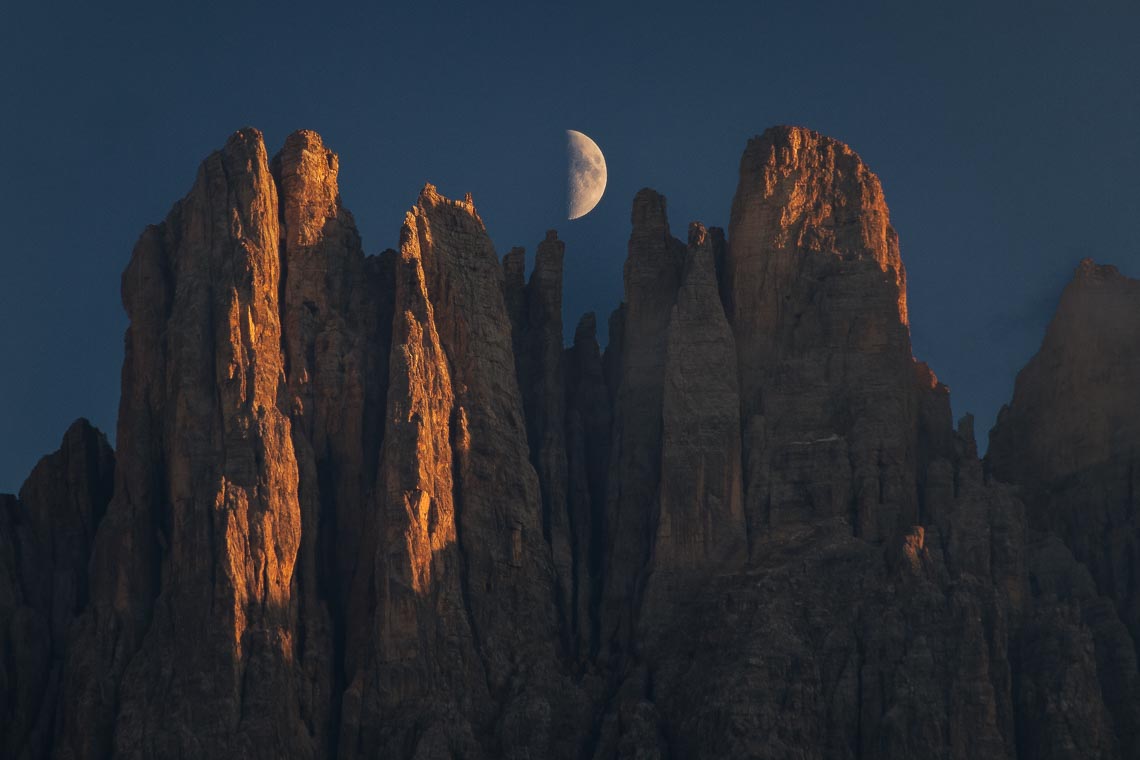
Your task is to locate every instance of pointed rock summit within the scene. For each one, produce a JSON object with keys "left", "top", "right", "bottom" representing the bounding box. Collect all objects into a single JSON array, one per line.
[
  {"left": 989, "top": 259, "right": 1140, "bottom": 483},
  {"left": 988, "top": 260, "right": 1140, "bottom": 711},
  {"left": 642, "top": 222, "right": 745, "bottom": 620},
  {"left": 1, "top": 420, "right": 112, "bottom": 760}
]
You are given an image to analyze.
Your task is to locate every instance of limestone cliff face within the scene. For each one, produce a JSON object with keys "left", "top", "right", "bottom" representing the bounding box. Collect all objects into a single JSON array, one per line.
[
  {"left": 340, "top": 201, "right": 483, "bottom": 756},
  {"left": 272, "top": 129, "right": 393, "bottom": 756},
  {"left": 273, "top": 129, "right": 389, "bottom": 621},
  {"left": 602, "top": 188, "right": 684, "bottom": 651},
  {"left": 59, "top": 128, "right": 320, "bottom": 759},
  {"left": 564, "top": 313, "right": 612, "bottom": 658},
  {"left": 507, "top": 231, "right": 575, "bottom": 652},
  {"left": 988, "top": 260, "right": 1140, "bottom": 757},
  {"left": 727, "top": 126, "right": 920, "bottom": 544},
  {"left": 987, "top": 258, "right": 1140, "bottom": 602},
  {"left": 409, "top": 187, "right": 561, "bottom": 684},
  {"left": 988, "top": 260, "right": 1140, "bottom": 485},
  {"left": 650, "top": 223, "right": 745, "bottom": 586},
  {"left": 1, "top": 421, "right": 113, "bottom": 760},
  {"left": 3, "top": 126, "right": 1139, "bottom": 759}
]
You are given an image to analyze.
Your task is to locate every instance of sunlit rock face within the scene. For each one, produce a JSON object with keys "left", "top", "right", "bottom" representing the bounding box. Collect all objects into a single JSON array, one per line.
[
  {"left": 56, "top": 129, "right": 324, "bottom": 759},
  {"left": 2, "top": 126, "right": 1138, "bottom": 759},
  {"left": 727, "top": 126, "right": 922, "bottom": 545}
]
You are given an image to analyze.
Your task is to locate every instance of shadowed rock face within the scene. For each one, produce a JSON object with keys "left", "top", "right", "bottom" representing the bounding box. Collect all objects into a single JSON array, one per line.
[
  {"left": 565, "top": 312, "right": 612, "bottom": 659},
  {"left": 647, "top": 223, "right": 745, "bottom": 598},
  {"left": 988, "top": 260, "right": 1140, "bottom": 757},
  {"left": 3, "top": 125, "right": 1138, "bottom": 759},
  {"left": 602, "top": 188, "right": 685, "bottom": 652},
  {"left": 506, "top": 230, "right": 575, "bottom": 654},
  {"left": 1, "top": 420, "right": 112, "bottom": 760},
  {"left": 989, "top": 260, "right": 1140, "bottom": 486}
]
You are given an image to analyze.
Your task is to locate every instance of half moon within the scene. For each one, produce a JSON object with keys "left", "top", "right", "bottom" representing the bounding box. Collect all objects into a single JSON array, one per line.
[{"left": 567, "top": 130, "right": 607, "bottom": 220}]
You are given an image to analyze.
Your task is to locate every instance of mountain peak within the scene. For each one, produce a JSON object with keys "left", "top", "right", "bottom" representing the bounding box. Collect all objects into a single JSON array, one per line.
[{"left": 1073, "top": 256, "right": 1125, "bottom": 285}]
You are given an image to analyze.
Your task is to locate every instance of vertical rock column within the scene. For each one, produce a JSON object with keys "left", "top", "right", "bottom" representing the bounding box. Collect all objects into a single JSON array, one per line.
[
  {"left": 350, "top": 186, "right": 581, "bottom": 758},
  {"left": 988, "top": 259, "right": 1140, "bottom": 757},
  {"left": 509, "top": 232, "right": 574, "bottom": 651},
  {"left": 0, "top": 420, "right": 113, "bottom": 760},
  {"left": 273, "top": 129, "right": 383, "bottom": 597},
  {"left": 651, "top": 224, "right": 746, "bottom": 580},
  {"left": 55, "top": 220, "right": 172, "bottom": 760},
  {"left": 601, "top": 189, "right": 684, "bottom": 651},
  {"left": 339, "top": 207, "right": 486, "bottom": 758},
  {"left": 413, "top": 186, "right": 559, "bottom": 680},
  {"left": 726, "top": 125, "right": 918, "bottom": 544},
  {"left": 565, "top": 313, "right": 612, "bottom": 658},
  {"left": 59, "top": 129, "right": 317, "bottom": 759},
  {"left": 272, "top": 129, "right": 385, "bottom": 752},
  {"left": 988, "top": 260, "right": 1140, "bottom": 644}
]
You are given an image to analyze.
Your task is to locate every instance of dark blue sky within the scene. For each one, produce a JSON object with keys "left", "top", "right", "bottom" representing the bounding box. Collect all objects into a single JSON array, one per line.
[{"left": 2, "top": 1, "right": 1138, "bottom": 491}]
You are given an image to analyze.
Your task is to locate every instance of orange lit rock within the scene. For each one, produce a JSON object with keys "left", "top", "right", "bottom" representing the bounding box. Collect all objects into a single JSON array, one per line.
[
  {"left": 727, "top": 125, "right": 921, "bottom": 543},
  {"left": 58, "top": 128, "right": 317, "bottom": 758},
  {"left": 3, "top": 125, "right": 1137, "bottom": 759},
  {"left": 339, "top": 202, "right": 485, "bottom": 756}
]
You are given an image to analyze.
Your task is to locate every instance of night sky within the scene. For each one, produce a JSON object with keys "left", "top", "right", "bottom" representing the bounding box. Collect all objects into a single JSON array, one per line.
[{"left": 2, "top": 1, "right": 1138, "bottom": 491}]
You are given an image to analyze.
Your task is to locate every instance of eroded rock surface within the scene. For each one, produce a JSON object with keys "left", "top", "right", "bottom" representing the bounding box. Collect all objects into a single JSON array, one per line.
[
  {"left": 644, "top": 223, "right": 745, "bottom": 616},
  {"left": 1, "top": 420, "right": 113, "bottom": 760},
  {"left": 988, "top": 260, "right": 1140, "bottom": 758},
  {"left": 602, "top": 188, "right": 684, "bottom": 652},
  {"left": 2, "top": 125, "right": 1138, "bottom": 759},
  {"left": 727, "top": 126, "right": 921, "bottom": 544}
]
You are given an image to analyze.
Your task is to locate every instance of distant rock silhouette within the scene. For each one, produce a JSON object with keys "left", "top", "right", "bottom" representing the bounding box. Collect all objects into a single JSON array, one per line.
[{"left": 2, "top": 126, "right": 1138, "bottom": 759}]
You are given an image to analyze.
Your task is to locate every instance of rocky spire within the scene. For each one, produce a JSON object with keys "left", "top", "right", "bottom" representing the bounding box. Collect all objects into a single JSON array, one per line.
[
  {"left": 727, "top": 124, "right": 906, "bottom": 328},
  {"left": 601, "top": 188, "right": 684, "bottom": 651},
  {"left": 652, "top": 223, "right": 746, "bottom": 576},
  {"left": 271, "top": 129, "right": 390, "bottom": 751},
  {"left": 987, "top": 259, "right": 1140, "bottom": 754},
  {"left": 564, "top": 312, "right": 612, "bottom": 657},
  {"left": 0, "top": 420, "right": 113, "bottom": 760},
  {"left": 988, "top": 259, "right": 1140, "bottom": 485},
  {"left": 342, "top": 185, "right": 588, "bottom": 760},
  {"left": 340, "top": 200, "right": 485, "bottom": 756},
  {"left": 512, "top": 231, "right": 575, "bottom": 650},
  {"left": 726, "top": 125, "right": 919, "bottom": 543},
  {"left": 409, "top": 185, "right": 560, "bottom": 671},
  {"left": 59, "top": 128, "right": 319, "bottom": 758},
  {"left": 501, "top": 245, "right": 527, "bottom": 356}
]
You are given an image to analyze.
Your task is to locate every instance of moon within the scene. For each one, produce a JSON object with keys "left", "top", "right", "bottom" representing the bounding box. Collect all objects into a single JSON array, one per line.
[{"left": 567, "top": 130, "right": 607, "bottom": 220}]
